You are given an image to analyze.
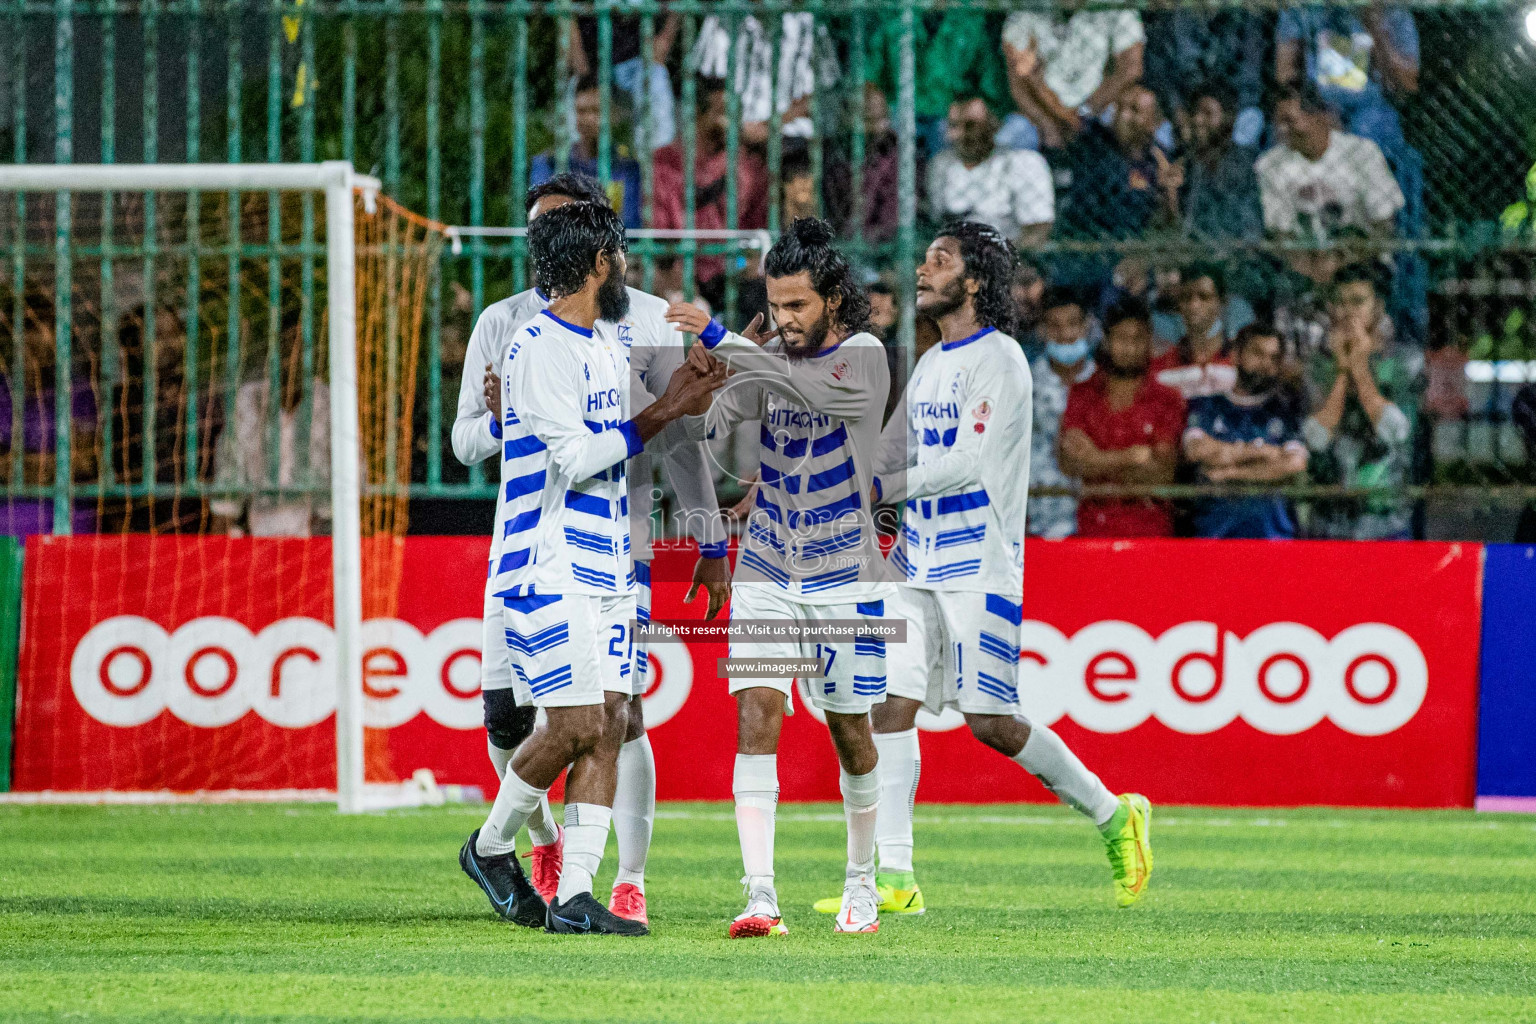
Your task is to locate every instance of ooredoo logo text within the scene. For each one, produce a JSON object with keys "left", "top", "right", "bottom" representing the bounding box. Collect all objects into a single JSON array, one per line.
[
  {"left": 70, "top": 616, "right": 695, "bottom": 731},
  {"left": 70, "top": 616, "right": 1425, "bottom": 738}
]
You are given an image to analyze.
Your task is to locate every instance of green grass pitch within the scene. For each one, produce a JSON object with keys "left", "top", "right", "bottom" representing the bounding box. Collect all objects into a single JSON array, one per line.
[{"left": 2, "top": 801, "right": 1533, "bottom": 1023}]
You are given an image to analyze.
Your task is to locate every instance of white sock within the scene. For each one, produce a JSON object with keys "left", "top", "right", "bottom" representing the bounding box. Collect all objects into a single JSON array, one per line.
[
  {"left": 612, "top": 735, "right": 656, "bottom": 893},
  {"left": 487, "top": 738, "right": 513, "bottom": 780},
  {"left": 555, "top": 803, "right": 613, "bottom": 904},
  {"left": 485, "top": 737, "right": 559, "bottom": 847},
  {"left": 526, "top": 795, "right": 560, "bottom": 848},
  {"left": 1014, "top": 721, "right": 1119, "bottom": 826},
  {"left": 476, "top": 768, "right": 548, "bottom": 857},
  {"left": 840, "top": 765, "right": 881, "bottom": 877},
  {"left": 733, "top": 753, "right": 779, "bottom": 893},
  {"left": 873, "top": 729, "right": 920, "bottom": 875}
]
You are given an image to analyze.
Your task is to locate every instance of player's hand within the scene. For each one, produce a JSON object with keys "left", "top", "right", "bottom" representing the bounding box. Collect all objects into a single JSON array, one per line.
[
  {"left": 726, "top": 476, "right": 759, "bottom": 521},
  {"left": 482, "top": 363, "right": 501, "bottom": 420},
  {"left": 740, "top": 313, "right": 780, "bottom": 347},
  {"left": 686, "top": 339, "right": 716, "bottom": 374},
  {"left": 663, "top": 358, "right": 728, "bottom": 417},
  {"left": 665, "top": 301, "right": 715, "bottom": 337},
  {"left": 685, "top": 555, "right": 732, "bottom": 620},
  {"left": 1123, "top": 444, "right": 1154, "bottom": 467}
]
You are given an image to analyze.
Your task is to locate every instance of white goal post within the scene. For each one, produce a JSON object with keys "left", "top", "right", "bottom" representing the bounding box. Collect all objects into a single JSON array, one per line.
[{"left": 0, "top": 162, "right": 375, "bottom": 813}]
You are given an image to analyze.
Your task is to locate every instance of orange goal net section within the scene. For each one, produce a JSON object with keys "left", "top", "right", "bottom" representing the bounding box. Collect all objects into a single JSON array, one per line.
[{"left": 0, "top": 164, "right": 443, "bottom": 810}]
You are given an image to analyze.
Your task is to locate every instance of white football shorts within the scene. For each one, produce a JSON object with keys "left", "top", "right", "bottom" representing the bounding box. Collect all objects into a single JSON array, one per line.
[
  {"left": 481, "top": 567, "right": 514, "bottom": 693},
  {"left": 631, "top": 560, "right": 652, "bottom": 698},
  {"left": 727, "top": 582, "right": 889, "bottom": 715},
  {"left": 885, "top": 586, "right": 1022, "bottom": 716},
  {"left": 499, "top": 591, "right": 638, "bottom": 708}
]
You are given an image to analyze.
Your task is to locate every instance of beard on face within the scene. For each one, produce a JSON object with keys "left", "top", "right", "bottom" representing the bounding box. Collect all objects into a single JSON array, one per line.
[
  {"left": 1104, "top": 348, "right": 1150, "bottom": 379},
  {"left": 1237, "top": 368, "right": 1277, "bottom": 395},
  {"left": 783, "top": 309, "right": 832, "bottom": 361},
  {"left": 917, "top": 275, "right": 967, "bottom": 321},
  {"left": 597, "top": 257, "right": 630, "bottom": 323}
]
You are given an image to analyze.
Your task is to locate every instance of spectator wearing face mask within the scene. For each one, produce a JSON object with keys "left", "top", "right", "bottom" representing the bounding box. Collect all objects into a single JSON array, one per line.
[
  {"left": 1152, "top": 262, "right": 1237, "bottom": 400},
  {"left": 1059, "top": 296, "right": 1186, "bottom": 537},
  {"left": 1028, "top": 286, "right": 1098, "bottom": 538},
  {"left": 1183, "top": 324, "right": 1309, "bottom": 538}
]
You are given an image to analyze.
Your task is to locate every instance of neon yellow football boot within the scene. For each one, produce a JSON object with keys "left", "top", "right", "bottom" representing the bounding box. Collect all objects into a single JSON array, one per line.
[
  {"left": 813, "top": 872, "right": 925, "bottom": 915},
  {"left": 1102, "top": 793, "right": 1153, "bottom": 907}
]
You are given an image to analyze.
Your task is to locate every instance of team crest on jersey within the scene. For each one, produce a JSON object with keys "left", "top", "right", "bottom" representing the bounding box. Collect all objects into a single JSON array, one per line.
[
  {"left": 972, "top": 399, "right": 993, "bottom": 422},
  {"left": 830, "top": 359, "right": 850, "bottom": 381},
  {"left": 584, "top": 363, "right": 591, "bottom": 380},
  {"left": 617, "top": 324, "right": 633, "bottom": 347}
]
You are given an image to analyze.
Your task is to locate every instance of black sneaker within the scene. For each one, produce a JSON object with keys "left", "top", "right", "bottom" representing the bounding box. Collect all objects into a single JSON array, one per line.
[
  {"left": 546, "top": 891, "right": 649, "bottom": 936},
  {"left": 459, "top": 828, "right": 546, "bottom": 929}
]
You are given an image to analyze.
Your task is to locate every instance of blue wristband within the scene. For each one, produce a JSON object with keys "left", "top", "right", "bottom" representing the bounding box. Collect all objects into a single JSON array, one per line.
[
  {"left": 698, "top": 540, "right": 729, "bottom": 559},
  {"left": 618, "top": 419, "right": 645, "bottom": 458},
  {"left": 487, "top": 411, "right": 503, "bottom": 439},
  {"left": 699, "top": 318, "right": 728, "bottom": 349}
]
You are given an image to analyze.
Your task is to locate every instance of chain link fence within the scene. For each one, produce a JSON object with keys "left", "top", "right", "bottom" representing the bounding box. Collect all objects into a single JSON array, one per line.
[{"left": 3, "top": 1, "right": 1536, "bottom": 538}]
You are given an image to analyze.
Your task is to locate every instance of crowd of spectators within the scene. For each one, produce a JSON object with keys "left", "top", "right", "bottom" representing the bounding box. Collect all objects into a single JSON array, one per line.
[
  {"left": 1017, "top": 258, "right": 1421, "bottom": 540},
  {"left": 526, "top": 0, "right": 1435, "bottom": 540},
  {"left": 5, "top": 1, "right": 1513, "bottom": 542}
]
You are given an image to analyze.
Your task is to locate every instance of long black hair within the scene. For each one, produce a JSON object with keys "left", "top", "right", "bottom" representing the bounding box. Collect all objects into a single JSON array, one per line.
[
  {"left": 527, "top": 200, "right": 626, "bottom": 299},
  {"left": 763, "top": 217, "right": 871, "bottom": 334},
  {"left": 937, "top": 220, "right": 1017, "bottom": 336}
]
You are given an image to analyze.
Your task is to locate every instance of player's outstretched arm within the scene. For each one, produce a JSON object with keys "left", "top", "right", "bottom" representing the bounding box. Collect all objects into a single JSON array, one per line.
[
  {"left": 509, "top": 342, "right": 720, "bottom": 484},
  {"left": 871, "top": 392, "right": 912, "bottom": 505},
  {"left": 666, "top": 304, "right": 884, "bottom": 421}
]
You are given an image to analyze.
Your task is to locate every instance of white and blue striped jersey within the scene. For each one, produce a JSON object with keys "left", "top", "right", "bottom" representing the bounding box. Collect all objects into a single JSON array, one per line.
[
  {"left": 452, "top": 287, "right": 725, "bottom": 563},
  {"left": 699, "top": 325, "right": 894, "bottom": 605},
  {"left": 875, "top": 327, "right": 1033, "bottom": 594},
  {"left": 492, "top": 309, "right": 645, "bottom": 598}
]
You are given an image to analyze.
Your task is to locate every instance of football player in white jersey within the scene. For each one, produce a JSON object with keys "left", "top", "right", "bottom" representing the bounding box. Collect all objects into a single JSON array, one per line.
[
  {"left": 665, "top": 218, "right": 894, "bottom": 937},
  {"left": 811, "top": 221, "right": 1153, "bottom": 917},
  {"left": 460, "top": 200, "right": 724, "bottom": 935},
  {"left": 453, "top": 174, "right": 729, "bottom": 926}
]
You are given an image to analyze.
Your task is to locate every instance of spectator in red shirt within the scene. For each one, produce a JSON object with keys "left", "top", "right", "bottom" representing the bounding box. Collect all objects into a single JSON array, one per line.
[
  {"left": 1151, "top": 262, "right": 1236, "bottom": 400},
  {"left": 651, "top": 78, "right": 769, "bottom": 309},
  {"left": 1059, "top": 296, "right": 1187, "bottom": 536}
]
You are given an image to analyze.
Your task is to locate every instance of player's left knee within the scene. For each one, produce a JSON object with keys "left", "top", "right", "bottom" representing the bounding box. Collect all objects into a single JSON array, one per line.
[{"left": 483, "top": 688, "right": 536, "bottom": 750}]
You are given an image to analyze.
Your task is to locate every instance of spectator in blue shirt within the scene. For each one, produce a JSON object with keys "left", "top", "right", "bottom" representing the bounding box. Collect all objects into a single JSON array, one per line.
[
  {"left": 531, "top": 75, "right": 644, "bottom": 229},
  {"left": 1183, "top": 323, "right": 1309, "bottom": 538},
  {"left": 1276, "top": 3, "right": 1418, "bottom": 157}
]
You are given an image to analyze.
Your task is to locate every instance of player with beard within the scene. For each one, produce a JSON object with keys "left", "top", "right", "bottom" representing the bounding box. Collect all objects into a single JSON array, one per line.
[
  {"left": 665, "top": 218, "right": 894, "bottom": 937},
  {"left": 453, "top": 173, "right": 730, "bottom": 926},
  {"left": 810, "top": 221, "right": 1152, "bottom": 918},
  {"left": 460, "top": 201, "right": 725, "bottom": 936}
]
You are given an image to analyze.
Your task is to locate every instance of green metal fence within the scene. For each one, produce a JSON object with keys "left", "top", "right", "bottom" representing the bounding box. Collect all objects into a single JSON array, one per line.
[{"left": 4, "top": 0, "right": 1536, "bottom": 536}]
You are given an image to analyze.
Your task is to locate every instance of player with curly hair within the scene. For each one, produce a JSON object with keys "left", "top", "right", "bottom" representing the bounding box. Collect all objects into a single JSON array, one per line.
[
  {"left": 666, "top": 218, "right": 895, "bottom": 937},
  {"left": 811, "top": 220, "right": 1154, "bottom": 918}
]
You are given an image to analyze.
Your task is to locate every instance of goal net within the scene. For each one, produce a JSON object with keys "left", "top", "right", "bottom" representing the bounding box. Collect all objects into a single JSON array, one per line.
[{"left": 0, "top": 164, "right": 442, "bottom": 810}]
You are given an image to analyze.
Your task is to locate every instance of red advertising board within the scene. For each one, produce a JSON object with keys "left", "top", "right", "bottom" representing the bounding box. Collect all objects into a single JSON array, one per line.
[{"left": 13, "top": 536, "right": 1483, "bottom": 807}]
